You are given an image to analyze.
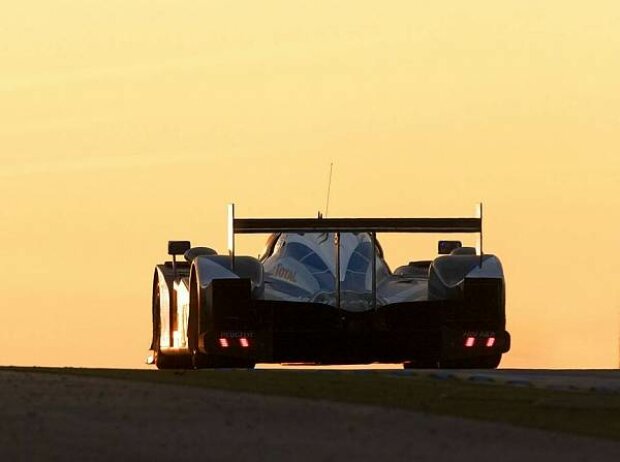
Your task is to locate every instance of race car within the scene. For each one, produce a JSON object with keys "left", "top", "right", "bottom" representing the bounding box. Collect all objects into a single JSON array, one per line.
[{"left": 147, "top": 204, "right": 510, "bottom": 369}]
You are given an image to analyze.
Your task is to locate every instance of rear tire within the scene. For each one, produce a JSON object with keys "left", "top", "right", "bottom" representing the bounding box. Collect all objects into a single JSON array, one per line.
[
  {"left": 156, "top": 352, "right": 192, "bottom": 369},
  {"left": 190, "top": 348, "right": 211, "bottom": 369}
]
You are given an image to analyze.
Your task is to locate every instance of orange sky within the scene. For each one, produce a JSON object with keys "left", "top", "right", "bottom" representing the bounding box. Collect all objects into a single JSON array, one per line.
[{"left": 1, "top": 1, "right": 619, "bottom": 368}]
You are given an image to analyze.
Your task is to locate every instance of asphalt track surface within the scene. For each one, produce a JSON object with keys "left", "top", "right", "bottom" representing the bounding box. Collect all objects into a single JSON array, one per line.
[{"left": 1, "top": 369, "right": 620, "bottom": 461}]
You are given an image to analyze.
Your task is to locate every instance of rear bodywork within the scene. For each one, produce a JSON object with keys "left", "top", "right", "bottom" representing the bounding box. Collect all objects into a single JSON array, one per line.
[{"left": 149, "top": 205, "right": 510, "bottom": 368}]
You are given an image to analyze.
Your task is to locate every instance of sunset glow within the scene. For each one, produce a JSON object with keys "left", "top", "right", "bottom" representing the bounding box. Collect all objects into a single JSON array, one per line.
[{"left": 1, "top": 1, "right": 619, "bottom": 369}]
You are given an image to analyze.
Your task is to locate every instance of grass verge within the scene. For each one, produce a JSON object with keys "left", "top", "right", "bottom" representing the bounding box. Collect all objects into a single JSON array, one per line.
[{"left": 3, "top": 366, "right": 620, "bottom": 441}]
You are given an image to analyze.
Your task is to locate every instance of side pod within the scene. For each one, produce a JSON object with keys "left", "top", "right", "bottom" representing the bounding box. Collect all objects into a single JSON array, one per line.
[{"left": 428, "top": 253, "right": 504, "bottom": 300}]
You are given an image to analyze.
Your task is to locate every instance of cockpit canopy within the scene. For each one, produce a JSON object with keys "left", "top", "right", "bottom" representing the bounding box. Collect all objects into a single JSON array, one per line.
[
  {"left": 261, "top": 232, "right": 390, "bottom": 293},
  {"left": 260, "top": 232, "right": 386, "bottom": 262}
]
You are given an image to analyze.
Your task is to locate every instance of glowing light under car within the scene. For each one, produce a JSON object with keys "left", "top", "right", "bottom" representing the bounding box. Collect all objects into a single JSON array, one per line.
[{"left": 173, "top": 280, "right": 190, "bottom": 348}]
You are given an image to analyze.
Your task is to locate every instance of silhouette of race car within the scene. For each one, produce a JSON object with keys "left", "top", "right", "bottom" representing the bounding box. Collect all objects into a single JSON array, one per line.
[{"left": 147, "top": 204, "right": 510, "bottom": 369}]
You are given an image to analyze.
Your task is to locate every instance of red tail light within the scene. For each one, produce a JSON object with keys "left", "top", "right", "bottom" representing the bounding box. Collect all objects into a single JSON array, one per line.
[
  {"left": 486, "top": 337, "right": 496, "bottom": 348},
  {"left": 219, "top": 338, "right": 229, "bottom": 348},
  {"left": 465, "top": 337, "right": 476, "bottom": 348},
  {"left": 239, "top": 338, "right": 250, "bottom": 348}
]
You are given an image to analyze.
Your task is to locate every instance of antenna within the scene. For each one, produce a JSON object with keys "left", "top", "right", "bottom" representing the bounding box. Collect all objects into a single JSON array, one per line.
[{"left": 325, "top": 162, "right": 333, "bottom": 217}]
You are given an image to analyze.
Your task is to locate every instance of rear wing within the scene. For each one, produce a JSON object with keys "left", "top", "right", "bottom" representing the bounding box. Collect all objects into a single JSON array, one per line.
[
  {"left": 233, "top": 217, "right": 481, "bottom": 234},
  {"left": 226, "top": 203, "right": 484, "bottom": 308},
  {"left": 228, "top": 203, "right": 483, "bottom": 250}
]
